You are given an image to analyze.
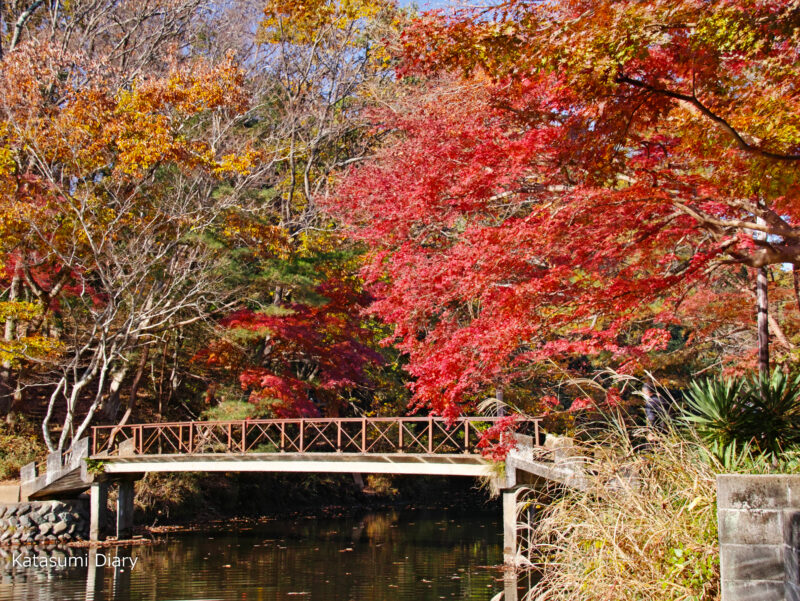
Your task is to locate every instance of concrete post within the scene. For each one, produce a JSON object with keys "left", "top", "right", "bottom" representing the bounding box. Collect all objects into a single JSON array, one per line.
[
  {"left": 503, "top": 488, "right": 519, "bottom": 566},
  {"left": 503, "top": 572, "right": 519, "bottom": 601},
  {"left": 116, "top": 479, "right": 135, "bottom": 539},
  {"left": 90, "top": 481, "right": 108, "bottom": 542},
  {"left": 718, "top": 474, "right": 800, "bottom": 601},
  {"left": 45, "top": 452, "right": 62, "bottom": 485}
]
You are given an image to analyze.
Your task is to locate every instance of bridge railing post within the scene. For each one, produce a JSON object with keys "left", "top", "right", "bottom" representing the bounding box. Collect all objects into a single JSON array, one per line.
[
  {"left": 241, "top": 420, "right": 247, "bottom": 453},
  {"left": 188, "top": 422, "right": 194, "bottom": 454},
  {"left": 361, "top": 417, "right": 367, "bottom": 453},
  {"left": 398, "top": 419, "right": 404, "bottom": 453},
  {"left": 299, "top": 419, "right": 305, "bottom": 453},
  {"left": 463, "top": 420, "right": 470, "bottom": 454},
  {"left": 428, "top": 416, "right": 433, "bottom": 454},
  {"left": 336, "top": 420, "right": 342, "bottom": 452}
]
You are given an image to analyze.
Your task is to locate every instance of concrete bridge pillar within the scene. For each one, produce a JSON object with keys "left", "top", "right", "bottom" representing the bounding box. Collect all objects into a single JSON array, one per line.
[
  {"left": 90, "top": 481, "right": 108, "bottom": 542},
  {"left": 116, "top": 478, "right": 135, "bottom": 539},
  {"left": 503, "top": 487, "right": 521, "bottom": 566},
  {"left": 503, "top": 572, "right": 519, "bottom": 601}
]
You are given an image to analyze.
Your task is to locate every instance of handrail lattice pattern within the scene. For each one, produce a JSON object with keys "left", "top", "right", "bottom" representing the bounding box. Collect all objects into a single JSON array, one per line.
[{"left": 91, "top": 416, "right": 541, "bottom": 456}]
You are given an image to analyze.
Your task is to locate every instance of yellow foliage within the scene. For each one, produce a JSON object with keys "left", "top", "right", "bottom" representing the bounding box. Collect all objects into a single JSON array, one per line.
[
  {"left": 0, "top": 336, "right": 64, "bottom": 367},
  {"left": 214, "top": 150, "right": 263, "bottom": 177},
  {"left": 0, "top": 147, "right": 14, "bottom": 177},
  {"left": 260, "top": 0, "right": 391, "bottom": 45},
  {"left": 0, "top": 301, "right": 42, "bottom": 321},
  {"left": 222, "top": 213, "right": 292, "bottom": 259}
]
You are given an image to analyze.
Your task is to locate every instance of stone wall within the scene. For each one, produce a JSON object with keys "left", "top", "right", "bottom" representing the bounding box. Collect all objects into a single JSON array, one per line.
[
  {"left": 718, "top": 474, "right": 800, "bottom": 601},
  {"left": 0, "top": 500, "right": 89, "bottom": 545}
]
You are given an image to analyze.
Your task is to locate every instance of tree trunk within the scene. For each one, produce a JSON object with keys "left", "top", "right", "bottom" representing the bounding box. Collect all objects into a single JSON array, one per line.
[
  {"left": 757, "top": 266, "right": 769, "bottom": 378},
  {"left": 0, "top": 267, "right": 20, "bottom": 416},
  {"left": 117, "top": 345, "right": 150, "bottom": 429},
  {"left": 754, "top": 217, "right": 770, "bottom": 379}
]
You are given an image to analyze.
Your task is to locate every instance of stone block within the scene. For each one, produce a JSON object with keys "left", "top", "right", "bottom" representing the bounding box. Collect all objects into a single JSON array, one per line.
[
  {"left": 19, "top": 462, "right": 35, "bottom": 483},
  {"left": 52, "top": 522, "right": 67, "bottom": 535},
  {"left": 721, "top": 544, "right": 784, "bottom": 581},
  {"left": 719, "top": 508, "right": 783, "bottom": 545},
  {"left": 46, "top": 452, "right": 62, "bottom": 476},
  {"left": 118, "top": 438, "right": 136, "bottom": 457},
  {"left": 70, "top": 438, "right": 89, "bottom": 466},
  {"left": 718, "top": 474, "right": 800, "bottom": 510}
]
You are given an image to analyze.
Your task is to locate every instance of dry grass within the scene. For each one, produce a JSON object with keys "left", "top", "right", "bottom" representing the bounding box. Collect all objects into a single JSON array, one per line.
[
  {"left": 524, "top": 420, "right": 719, "bottom": 601},
  {"left": 0, "top": 419, "right": 45, "bottom": 480}
]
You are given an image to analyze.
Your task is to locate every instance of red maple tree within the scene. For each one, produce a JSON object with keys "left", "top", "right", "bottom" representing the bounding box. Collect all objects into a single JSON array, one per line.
[{"left": 327, "top": 0, "right": 800, "bottom": 416}]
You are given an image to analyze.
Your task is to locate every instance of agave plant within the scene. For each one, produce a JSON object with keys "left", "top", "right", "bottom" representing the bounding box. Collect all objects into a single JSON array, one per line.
[
  {"left": 746, "top": 369, "right": 800, "bottom": 454},
  {"left": 682, "top": 376, "right": 748, "bottom": 449},
  {"left": 682, "top": 369, "right": 800, "bottom": 457}
]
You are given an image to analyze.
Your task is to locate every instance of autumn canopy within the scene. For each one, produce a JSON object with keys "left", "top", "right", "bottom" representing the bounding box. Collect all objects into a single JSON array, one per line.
[
  {"left": 329, "top": 0, "right": 800, "bottom": 416},
  {"left": 0, "top": 0, "right": 798, "bottom": 451}
]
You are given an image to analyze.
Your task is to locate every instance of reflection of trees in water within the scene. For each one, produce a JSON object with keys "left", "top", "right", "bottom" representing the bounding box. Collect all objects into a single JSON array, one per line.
[{"left": 0, "top": 511, "right": 504, "bottom": 601}]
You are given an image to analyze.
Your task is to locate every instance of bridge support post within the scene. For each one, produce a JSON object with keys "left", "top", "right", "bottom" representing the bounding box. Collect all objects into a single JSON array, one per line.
[
  {"left": 503, "top": 571, "right": 519, "bottom": 601},
  {"left": 116, "top": 478, "right": 135, "bottom": 539},
  {"left": 503, "top": 487, "right": 521, "bottom": 566},
  {"left": 90, "top": 481, "right": 108, "bottom": 542}
]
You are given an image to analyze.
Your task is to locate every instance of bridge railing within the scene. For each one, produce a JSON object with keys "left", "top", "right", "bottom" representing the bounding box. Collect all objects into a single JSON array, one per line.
[{"left": 91, "top": 416, "right": 541, "bottom": 457}]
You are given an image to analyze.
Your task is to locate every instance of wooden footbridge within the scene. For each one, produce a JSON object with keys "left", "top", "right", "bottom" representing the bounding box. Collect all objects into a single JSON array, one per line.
[
  {"left": 15, "top": 413, "right": 583, "bottom": 584},
  {"left": 17, "top": 416, "right": 555, "bottom": 541}
]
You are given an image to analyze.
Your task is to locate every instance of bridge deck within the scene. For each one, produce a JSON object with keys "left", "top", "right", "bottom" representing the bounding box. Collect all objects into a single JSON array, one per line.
[{"left": 99, "top": 452, "right": 493, "bottom": 477}]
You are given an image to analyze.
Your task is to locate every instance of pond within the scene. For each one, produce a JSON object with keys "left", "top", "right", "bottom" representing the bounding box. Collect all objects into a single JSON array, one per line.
[{"left": 0, "top": 507, "right": 521, "bottom": 601}]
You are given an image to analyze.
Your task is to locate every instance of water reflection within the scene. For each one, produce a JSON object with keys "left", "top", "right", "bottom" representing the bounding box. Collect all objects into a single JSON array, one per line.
[{"left": 0, "top": 508, "right": 513, "bottom": 601}]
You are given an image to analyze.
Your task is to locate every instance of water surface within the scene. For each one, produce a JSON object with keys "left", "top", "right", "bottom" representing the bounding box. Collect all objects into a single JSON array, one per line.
[{"left": 0, "top": 508, "right": 511, "bottom": 601}]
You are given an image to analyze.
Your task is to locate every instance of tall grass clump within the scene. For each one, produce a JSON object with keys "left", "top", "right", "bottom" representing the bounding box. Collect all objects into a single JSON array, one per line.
[{"left": 525, "top": 420, "right": 719, "bottom": 601}]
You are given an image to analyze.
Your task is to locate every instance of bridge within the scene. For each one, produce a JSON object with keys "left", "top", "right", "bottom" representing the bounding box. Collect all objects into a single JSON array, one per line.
[{"left": 14, "top": 416, "right": 567, "bottom": 546}]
